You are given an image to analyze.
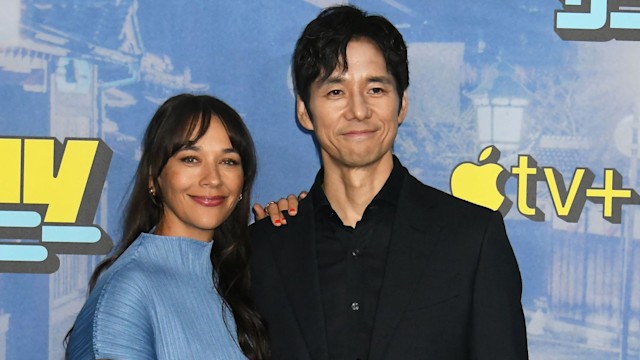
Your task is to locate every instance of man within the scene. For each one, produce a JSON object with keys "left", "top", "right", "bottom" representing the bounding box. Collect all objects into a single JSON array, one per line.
[{"left": 250, "top": 5, "right": 528, "bottom": 359}]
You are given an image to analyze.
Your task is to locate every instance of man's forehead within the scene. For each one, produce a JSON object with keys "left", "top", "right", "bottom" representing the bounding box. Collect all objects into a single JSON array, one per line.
[{"left": 314, "top": 65, "right": 395, "bottom": 85}]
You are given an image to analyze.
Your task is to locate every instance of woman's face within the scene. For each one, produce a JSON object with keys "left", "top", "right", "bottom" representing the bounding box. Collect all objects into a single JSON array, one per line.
[{"left": 154, "top": 116, "right": 244, "bottom": 242}]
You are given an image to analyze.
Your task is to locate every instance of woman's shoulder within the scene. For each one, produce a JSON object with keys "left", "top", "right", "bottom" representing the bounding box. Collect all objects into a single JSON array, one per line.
[
  {"left": 67, "top": 244, "right": 156, "bottom": 359},
  {"left": 95, "top": 238, "right": 172, "bottom": 317},
  {"left": 83, "top": 246, "right": 157, "bottom": 357}
]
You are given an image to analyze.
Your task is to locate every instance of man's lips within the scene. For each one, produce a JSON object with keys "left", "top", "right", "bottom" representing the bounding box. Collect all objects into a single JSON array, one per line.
[
  {"left": 190, "top": 195, "right": 227, "bottom": 207},
  {"left": 342, "top": 129, "right": 376, "bottom": 138}
]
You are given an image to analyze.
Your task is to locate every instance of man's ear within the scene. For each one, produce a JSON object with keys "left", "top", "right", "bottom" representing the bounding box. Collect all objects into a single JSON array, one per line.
[
  {"left": 296, "top": 96, "right": 314, "bottom": 131},
  {"left": 397, "top": 90, "right": 409, "bottom": 125}
]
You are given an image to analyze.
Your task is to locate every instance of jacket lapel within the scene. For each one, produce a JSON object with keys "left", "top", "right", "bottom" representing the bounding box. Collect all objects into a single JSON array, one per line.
[
  {"left": 368, "top": 175, "right": 444, "bottom": 360},
  {"left": 268, "top": 197, "right": 329, "bottom": 360}
]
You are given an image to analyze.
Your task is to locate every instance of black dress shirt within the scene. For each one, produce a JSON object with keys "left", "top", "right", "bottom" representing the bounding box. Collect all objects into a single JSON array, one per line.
[{"left": 309, "top": 156, "right": 405, "bottom": 360}]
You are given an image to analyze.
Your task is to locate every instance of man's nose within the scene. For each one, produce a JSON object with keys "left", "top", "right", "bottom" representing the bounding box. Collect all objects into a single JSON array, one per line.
[{"left": 346, "top": 93, "right": 371, "bottom": 121}]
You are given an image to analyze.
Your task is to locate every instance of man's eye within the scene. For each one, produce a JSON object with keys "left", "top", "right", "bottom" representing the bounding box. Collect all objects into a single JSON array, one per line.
[
  {"left": 328, "top": 89, "right": 342, "bottom": 96},
  {"left": 370, "top": 87, "right": 384, "bottom": 94}
]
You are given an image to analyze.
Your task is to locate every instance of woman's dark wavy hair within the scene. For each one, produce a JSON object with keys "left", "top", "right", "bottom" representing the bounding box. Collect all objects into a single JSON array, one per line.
[
  {"left": 69, "top": 94, "right": 269, "bottom": 359},
  {"left": 292, "top": 4, "right": 409, "bottom": 114}
]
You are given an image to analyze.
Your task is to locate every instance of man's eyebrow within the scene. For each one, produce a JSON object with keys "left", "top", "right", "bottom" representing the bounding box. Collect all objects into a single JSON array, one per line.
[
  {"left": 318, "top": 74, "right": 395, "bottom": 86},
  {"left": 319, "top": 75, "right": 345, "bottom": 85},
  {"left": 367, "top": 75, "right": 394, "bottom": 85}
]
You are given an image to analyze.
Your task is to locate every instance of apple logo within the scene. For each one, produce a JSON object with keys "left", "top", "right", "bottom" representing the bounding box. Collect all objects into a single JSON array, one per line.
[{"left": 450, "top": 145, "right": 512, "bottom": 216}]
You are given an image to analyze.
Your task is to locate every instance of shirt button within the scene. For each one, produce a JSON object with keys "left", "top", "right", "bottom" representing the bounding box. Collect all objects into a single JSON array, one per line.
[
  {"left": 351, "top": 249, "right": 360, "bottom": 257},
  {"left": 351, "top": 302, "right": 360, "bottom": 311}
]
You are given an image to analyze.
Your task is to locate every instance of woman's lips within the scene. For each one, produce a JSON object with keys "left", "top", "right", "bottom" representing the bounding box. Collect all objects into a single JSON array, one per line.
[{"left": 191, "top": 195, "right": 226, "bottom": 207}]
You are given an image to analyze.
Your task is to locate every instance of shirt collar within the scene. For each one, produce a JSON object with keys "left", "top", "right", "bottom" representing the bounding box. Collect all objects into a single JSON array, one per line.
[{"left": 310, "top": 155, "right": 405, "bottom": 212}]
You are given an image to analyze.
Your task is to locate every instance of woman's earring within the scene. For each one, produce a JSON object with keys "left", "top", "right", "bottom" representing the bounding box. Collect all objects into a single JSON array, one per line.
[
  {"left": 238, "top": 193, "right": 243, "bottom": 201},
  {"left": 149, "top": 186, "right": 160, "bottom": 206}
]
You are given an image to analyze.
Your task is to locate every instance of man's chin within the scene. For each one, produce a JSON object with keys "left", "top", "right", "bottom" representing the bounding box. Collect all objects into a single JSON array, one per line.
[{"left": 325, "top": 152, "right": 392, "bottom": 169}]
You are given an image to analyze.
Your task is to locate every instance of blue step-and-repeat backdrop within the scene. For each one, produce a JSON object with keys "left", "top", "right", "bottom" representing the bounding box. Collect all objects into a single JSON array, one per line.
[{"left": 1, "top": 0, "right": 640, "bottom": 358}]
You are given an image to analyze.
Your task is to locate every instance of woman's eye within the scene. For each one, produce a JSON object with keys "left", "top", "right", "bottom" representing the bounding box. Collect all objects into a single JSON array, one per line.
[
  {"left": 181, "top": 156, "right": 198, "bottom": 164},
  {"left": 222, "top": 158, "right": 240, "bottom": 166}
]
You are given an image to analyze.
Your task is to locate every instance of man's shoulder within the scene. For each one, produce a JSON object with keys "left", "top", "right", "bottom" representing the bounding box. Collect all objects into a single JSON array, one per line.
[
  {"left": 248, "top": 196, "right": 319, "bottom": 263},
  {"left": 402, "top": 172, "right": 497, "bottom": 219},
  {"left": 249, "top": 216, "right": 280, "bottom": 242}
]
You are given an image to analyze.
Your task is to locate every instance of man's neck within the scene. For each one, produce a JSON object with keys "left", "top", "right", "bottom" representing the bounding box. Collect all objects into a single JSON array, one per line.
[{"left": 322, "top": 154, "right": 394, "bottom": 227}]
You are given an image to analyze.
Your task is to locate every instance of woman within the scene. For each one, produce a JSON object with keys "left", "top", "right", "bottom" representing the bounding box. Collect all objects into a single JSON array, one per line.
[{"left": 66, "top": 94, "right": 269, "bottom": 359}]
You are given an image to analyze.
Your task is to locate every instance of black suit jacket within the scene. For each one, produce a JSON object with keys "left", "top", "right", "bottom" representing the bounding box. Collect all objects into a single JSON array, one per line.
[{"left": 249, "top": 168, "right": 528, "bottom": 359}]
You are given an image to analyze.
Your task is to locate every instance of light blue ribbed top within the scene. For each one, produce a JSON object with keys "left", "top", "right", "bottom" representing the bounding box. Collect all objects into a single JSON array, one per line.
[{"left": 66, "top": 232, "right": 247, "bottom": 360}]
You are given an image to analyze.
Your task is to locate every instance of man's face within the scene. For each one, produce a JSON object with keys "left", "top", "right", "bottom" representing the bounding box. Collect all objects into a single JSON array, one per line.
[{"left": 297, "top": 38, "right": 408, "bottom": 170}]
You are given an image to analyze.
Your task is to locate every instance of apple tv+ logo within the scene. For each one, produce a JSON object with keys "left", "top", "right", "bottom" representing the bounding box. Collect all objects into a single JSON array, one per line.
[{"left": 450, "top": 145, "right": 639, "bottom": 224}]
